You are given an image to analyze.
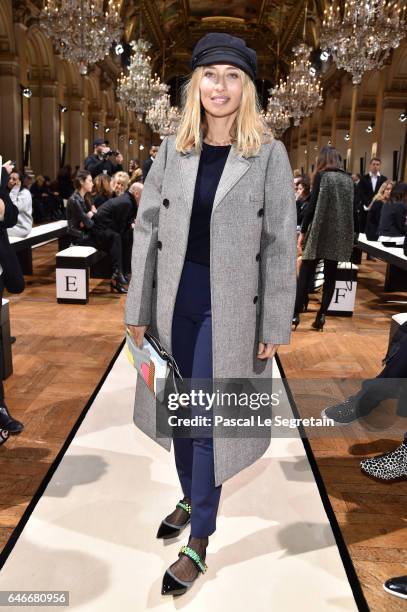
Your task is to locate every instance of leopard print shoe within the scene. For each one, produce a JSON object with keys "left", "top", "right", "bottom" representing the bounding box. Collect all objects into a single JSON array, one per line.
[{"left": 360, "top": 441, "right": 407, "bottom": 480}]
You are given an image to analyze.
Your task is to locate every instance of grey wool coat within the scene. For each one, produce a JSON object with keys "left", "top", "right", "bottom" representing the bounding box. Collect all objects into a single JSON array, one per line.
[
  {"left": 302, "top": 169, "right": 355, "bottom": 262},
  {"left": 125, "top": 134, "right": 297, "bottom": 487}
]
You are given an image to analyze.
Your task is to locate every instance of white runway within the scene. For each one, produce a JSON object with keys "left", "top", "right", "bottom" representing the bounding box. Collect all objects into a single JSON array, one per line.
[{"left": 0, "top": 347, "right": 358, "bottom": 611}]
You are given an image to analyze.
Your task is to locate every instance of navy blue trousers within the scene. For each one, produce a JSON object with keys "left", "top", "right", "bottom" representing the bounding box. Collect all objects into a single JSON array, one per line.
[{"left": 171, "top": 260, "right": 222, "bottom": 537}]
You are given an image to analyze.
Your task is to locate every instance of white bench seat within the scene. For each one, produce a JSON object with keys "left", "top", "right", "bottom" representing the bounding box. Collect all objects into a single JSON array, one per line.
[
  {"left": 8, "top": 220, "right": 68, "bottom": 246},
  {"left": 56, "top": 246, "right": 107, "bottom": 304},
  {"left": 357, "top": 233, "right": 407, "bottom": 292},
  {"left": 10, "top": 220, "right": 69, "bottom": 275}
]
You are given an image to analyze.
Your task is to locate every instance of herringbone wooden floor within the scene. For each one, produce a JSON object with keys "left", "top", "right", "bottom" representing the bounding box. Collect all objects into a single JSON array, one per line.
[{"left": 0, "top": 242, "right": 405, "bottom": 611}]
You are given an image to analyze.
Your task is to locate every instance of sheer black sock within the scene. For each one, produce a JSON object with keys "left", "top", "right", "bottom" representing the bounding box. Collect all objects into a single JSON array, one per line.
[
  {"left": 164, "top": 495, "right": 191, "bottom": 527},
  {"left": 169, "top": 534, "right": 208, "bottom": 582}
]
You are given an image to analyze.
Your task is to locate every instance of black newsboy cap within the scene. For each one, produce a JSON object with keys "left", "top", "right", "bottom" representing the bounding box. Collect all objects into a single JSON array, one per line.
[{"left": 191, "top": 33, "right": 257, "bottom": 81}]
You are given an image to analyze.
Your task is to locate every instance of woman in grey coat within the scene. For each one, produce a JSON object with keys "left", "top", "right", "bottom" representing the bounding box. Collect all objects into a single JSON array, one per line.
[
  {"left": 293, "top": 146, "right": 355, "bottom": 331},
  {"left": 125, "top": 32, "right": 297, "bottom": 596}
]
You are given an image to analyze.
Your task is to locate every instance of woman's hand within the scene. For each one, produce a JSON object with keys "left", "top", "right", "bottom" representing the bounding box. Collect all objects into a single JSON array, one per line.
[
  {"left": 128, "top": 324, "right": 148, "bottom": 349},
  {"left": 257, "top": 343, "right": 279, "bottom": 360},
  {"left": 86, "top": 210, "right": 94, "bottom": 219}
]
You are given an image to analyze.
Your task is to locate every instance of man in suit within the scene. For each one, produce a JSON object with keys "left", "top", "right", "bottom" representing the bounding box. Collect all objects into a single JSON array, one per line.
[
  {"left": 94, "top": 182, "right": 143, "bottom": 278},
  {"left": 357, "top": 157, "right": 387, "bottom": 233},
  {"left": 0, "top": 161, "right": 25, "bottom": 442},
  {"left": 142, "top": 145, "right": 159, "bottom": 181}
]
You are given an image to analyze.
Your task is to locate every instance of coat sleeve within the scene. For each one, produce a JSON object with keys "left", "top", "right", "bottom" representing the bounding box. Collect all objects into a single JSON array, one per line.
[
  {"left": 0, "top": 187, "right": 18, "bottom": 228},
  {"left": 125, "top": 137, "right": 168, "bottom": 326},
  {"left": 260, "top": 140, "right": 297, "bottom": 345},
  {"left": 15, "top": 189, "right": 32, "bottom": 215}
]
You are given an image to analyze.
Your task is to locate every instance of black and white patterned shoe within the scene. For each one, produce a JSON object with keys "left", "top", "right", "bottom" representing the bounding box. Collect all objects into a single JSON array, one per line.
[
  {"left": 383, "top": 575, "right": 407, "bottom": 599},
  {"left": 360, "top": 441, "right": 407, "bottom": 480},
  {"left": 321, "top": 395, "right": 361, "bottom": 425}
]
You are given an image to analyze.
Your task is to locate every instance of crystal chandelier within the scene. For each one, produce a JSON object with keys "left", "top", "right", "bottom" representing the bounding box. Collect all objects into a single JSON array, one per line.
[
  {"left": 117, "top": 38, "right": 168, "bottom": 121},
  {"left": 321, "top": 1, "right": 407, "bottom": 85},
  {"left": 271, "top": 43, "right": 323, "bottom": 126},
  {"left": 262, "top": 96, "right": 290, "bottom": 138},
  {"left": 146, "top": 93, "right": 181, "bottom": 136},
  {"left": 39, "top": 0, "right": 123, "bottom": 75}
]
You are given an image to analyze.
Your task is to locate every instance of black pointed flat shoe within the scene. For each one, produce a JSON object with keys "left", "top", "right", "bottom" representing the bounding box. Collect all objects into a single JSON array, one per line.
[
  {"left": 156, "top": 499, "right": 191, "bottom": 539},
  {"left": 383, "top": 575, "right": 407, "bottom": 599},
  {"left": 161, "top": 544, "right": 207, "bottom": 596}
]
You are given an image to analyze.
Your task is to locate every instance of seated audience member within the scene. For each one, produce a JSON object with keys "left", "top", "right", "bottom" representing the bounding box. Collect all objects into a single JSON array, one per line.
[
  {"left": 377, "top": 182, "right": 407, "bottom": 246},
  {"left": 94, "top": 182, "right": 143, "bottom": 279},
  {"left": 111, "top": 171, "right": 130, "bottom": 197},
  {"left": 322, "top": 320, "right": 407, "bottom": 479},
  {"left": 57, "top": 165, "right": 74, "bottom": 204},
  {"left": 7, "top": 171, "right": 33, "bottom": 238},
  {"left": 42, "top": 176, "right": 53, "bottom": 219},
  {"left": 48, "top": 181, "right": 65, "bottom": 220},
  {"left": 295, "top": 176, "right": 311, "bottom": 227},
  {"left": 129, "top": 158, "right": 143, "bottom": 184},
  {"left": 30, "top": 174, "right": 48, "bottom": 222},
  {"left": 365, "top": 180, "right": 394, "bottom": 241},
  {"left": 0, "top": 160, "right": 25, "bottom": 438},
  {"left": 23, "top": 173, "right": 34, "bottom": 191},
  {"left": 66, "top": 170, "right": 128, "bottom": 293},
  {"left": 92, "top": 174, "right": 112, "bottom": 209},
  {"left": 351, "top": 173, "right": 361, "bottom": 185},
  {"left": 84, "top": 139, "right": 124, "bottom": 178}
]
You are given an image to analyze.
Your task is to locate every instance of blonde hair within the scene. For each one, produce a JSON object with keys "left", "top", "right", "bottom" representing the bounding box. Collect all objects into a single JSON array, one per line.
[
  {"left": 370, "top": 179, "right": 394, "bottom": 206},
  {"left": 175, "top": 66, "right": 270, "bottom": 158},
  {"left": 111, "top": 171, "right": 130, "bottom": 191}
]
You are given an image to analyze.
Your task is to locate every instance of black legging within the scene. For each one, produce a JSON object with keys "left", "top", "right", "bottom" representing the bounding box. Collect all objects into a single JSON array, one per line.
[
  {"left": 295, "top": 258, "right": 338, "bottom": 315},
  {"left": 76, "top": 227, "right": 122, "bottom": 272}
]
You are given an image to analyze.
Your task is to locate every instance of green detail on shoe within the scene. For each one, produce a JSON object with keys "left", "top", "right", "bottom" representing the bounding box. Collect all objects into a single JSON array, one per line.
[
  {"left": 179, "top": 545, "right": 207, "bottom": 573},
  {"left": 176, "top": 501, "right": 191, "bottom": 514}
]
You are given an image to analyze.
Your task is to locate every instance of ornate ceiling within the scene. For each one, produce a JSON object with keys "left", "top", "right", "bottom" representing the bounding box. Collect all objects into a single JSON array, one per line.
[{"left": 120, "top": 0, "right": 326, "bottom": 81}]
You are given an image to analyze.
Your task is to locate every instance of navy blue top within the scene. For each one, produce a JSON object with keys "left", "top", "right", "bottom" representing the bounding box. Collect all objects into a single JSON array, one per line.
[{"left": 185, "top": 142, "right": 231, "bottom": 267}]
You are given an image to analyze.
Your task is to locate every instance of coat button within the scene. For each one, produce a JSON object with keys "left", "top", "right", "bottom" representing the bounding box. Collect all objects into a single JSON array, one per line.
[
  {"left": 157, "top": 240, "right": 162, "bottom": 250},
  {"left": 256, "top": 252, "right": 261, "bottom": 262},
  {"left": 253, "top": 295, "right": 258, "bottom": 304},
  {"left": 163, "top": 198, "right": 169, "bottom": 208},
  {"left": 257, "top": 208, "right": 264, "bottom": 217}
]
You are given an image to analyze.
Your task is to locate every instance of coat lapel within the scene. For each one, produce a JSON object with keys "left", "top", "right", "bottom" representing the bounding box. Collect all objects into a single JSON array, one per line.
[
  {"left": 213, "top": 147, "right": 251, "bottom": 211},
  {"left": 178, "top": 150, "right": 200, "bottom": 213},
  {"left": 177, "top": 146, "right": 252, "bottom": 213}
]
